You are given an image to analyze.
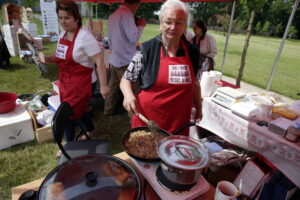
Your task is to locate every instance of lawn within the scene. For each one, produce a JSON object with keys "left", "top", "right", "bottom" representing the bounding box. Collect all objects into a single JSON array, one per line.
[{"left": 0, "top": 17, "right": 299, "bottom": 199}]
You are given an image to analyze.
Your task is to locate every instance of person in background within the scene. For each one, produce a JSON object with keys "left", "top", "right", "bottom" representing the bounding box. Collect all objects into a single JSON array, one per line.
[
  {"left": 104, "top": 0, "right": 146, "bottom": 116},
  {"left": 7, "top": 4, "right": 41, "bottom": 47},
  {"left": 120, "top": 0, "right": 202, "bottom": 136},
  {"left": 43, "top": 0, "right": 109, "bottom": 141},
  {"left": 0, "top": 29, "right": 11, "bottom": 69},
  {"left": 191, "top": 19, "right": 217, "bottom": 71}
]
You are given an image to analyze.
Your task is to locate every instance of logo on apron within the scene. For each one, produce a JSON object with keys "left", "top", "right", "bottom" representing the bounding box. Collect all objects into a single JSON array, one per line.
[
  {"left": 56, "top": 44, "right": 68, "bottom": 59},
  {"left": 168, "top": 64, "right": 192, "bottom": 84}
]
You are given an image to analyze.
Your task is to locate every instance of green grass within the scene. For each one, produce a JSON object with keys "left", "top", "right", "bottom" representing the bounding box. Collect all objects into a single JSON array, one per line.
[
  {"left": 1, "top": 17, "right": 300, "bottom": 199},
  {"left": 213, "top": 33, "right": 300, "bottom": 99}
]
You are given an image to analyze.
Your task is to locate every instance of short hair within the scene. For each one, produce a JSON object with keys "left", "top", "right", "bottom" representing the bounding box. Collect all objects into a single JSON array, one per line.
[
  {"left": 125, "top": 0, "right": 141, "bottom": 5},
  {"left": 159, "top": 0, "right": 190, "bottom": 24},
  {"left": 194, "top": 19, "right": 207, "bottom": 38},
  {"left": 56, "top": 0, "right": 82, "bottom": 27}
]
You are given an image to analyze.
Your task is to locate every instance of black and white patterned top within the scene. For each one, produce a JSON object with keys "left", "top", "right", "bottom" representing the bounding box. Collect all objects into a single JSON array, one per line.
[
  {"left": 123, "top": 51, "right": 144, "bottom": 82},
  {"left": 123, "top": 50, "right": 201, "bottom": 83}
]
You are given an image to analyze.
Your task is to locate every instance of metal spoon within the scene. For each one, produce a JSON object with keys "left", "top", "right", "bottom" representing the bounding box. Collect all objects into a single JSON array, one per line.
[{"left": 136, "top": 113, "right": 159, "bottom": 133}]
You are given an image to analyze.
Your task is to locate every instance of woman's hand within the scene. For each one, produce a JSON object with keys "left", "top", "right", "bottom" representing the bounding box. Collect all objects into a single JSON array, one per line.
[
  {"left": 100, "top": 85, "right": 110, "bottom": 99},
  {"left": 123, "top": 94, "right": 137, "bottom": 114},
  {"left": 120, "top": 78, "right": 137, "bottom": 115},
  {"left": 44, "top": 55, "right": 56, "bottom": 64},
  {"left": 195, "top": 106, "right": 203, "bottom": 123}
]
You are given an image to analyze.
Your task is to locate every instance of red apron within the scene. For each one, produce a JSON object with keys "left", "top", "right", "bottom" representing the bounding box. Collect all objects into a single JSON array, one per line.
[
  {"left": 56, "top": 28, "right": 93, "bottom": 119},
  {"left": 132, "top": 41, "right": 195, "bottom": 136}
]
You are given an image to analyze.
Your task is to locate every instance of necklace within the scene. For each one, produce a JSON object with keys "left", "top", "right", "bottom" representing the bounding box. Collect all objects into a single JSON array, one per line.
[{"left": 65, "top": 32, "right": 74, "bottom": 41}]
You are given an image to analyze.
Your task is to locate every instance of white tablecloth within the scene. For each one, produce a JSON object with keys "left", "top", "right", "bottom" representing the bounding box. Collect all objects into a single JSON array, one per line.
[{"left": 197, "top": 97, "right": 300, "bottom": 187}]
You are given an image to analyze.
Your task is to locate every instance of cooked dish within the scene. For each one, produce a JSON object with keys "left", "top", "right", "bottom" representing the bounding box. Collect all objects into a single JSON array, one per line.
[{"left": 124, "top": 130, "right": 167, "bottom": 159}]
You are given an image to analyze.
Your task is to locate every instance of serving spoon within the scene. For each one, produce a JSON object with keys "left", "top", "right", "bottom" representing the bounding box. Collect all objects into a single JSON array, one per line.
[{"left": 136, "top": 113, "right": 159, "bottom": 133}]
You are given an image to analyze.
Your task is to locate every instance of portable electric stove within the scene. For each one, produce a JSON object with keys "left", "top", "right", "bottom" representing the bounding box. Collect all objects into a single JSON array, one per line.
[{"left": 130, "top": 158, "right": 209, "bottom": 200}]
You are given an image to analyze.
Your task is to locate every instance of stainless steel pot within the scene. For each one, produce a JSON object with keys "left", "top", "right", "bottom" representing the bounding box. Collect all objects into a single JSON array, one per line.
[{"left": 157, "top": 135, "right": 211, "bottom": 185}]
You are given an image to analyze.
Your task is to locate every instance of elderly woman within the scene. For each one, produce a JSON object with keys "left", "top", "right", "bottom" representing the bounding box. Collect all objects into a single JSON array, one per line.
[
  {"left": 120, "top": 0, "right": 202, "bottom": 136},
  {"left": 44, "top": 0, "right": 109, "bottom": 141}
]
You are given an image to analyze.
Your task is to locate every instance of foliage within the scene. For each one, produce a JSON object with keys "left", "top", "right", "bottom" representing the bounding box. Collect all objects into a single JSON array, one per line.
[
  {"left": 262, "top": 21, "right": 271, "bottom": 36},
  {"left": 190, "top": 2, "right": 231, "bottom": 26},
  {"left": 137, "top": 3, "right": 161, "bottom": 20},
  {"left": 190, "top": 0, "right": 299, "bottom": 39},
  {"left": 288, "top": 26, "right": 298, "bottom": 39},
  {"left": 22, "top": 0, "right": 39, "bottom": 8}
]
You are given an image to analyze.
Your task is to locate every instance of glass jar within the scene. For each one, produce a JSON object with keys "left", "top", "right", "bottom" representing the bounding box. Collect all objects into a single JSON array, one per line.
[{"left": 285, "top": 123, "right": 300, "bottom": 143}]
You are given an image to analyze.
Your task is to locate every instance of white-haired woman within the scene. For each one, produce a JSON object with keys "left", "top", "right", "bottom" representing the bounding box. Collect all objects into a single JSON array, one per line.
[{"left": 120, "top": 0, "right": 202, "bottom": 136}]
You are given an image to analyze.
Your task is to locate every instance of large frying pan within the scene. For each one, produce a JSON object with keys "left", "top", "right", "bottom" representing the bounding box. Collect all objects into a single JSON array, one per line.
[{"left": 122, "top": 122, "right": 195, "bottom": 162}]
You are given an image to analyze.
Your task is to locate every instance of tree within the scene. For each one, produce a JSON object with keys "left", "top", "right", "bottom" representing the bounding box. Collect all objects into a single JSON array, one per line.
[
  {"left": 236, "top": 0, "right": 268, "bottom": 87},
  {"left": 274, "top": 23, "right": 283, "bottom": 36},
  {"left": 262, "top": 21, "right": 271, "bottom": 36},
  {"left": 288, "top": 26, "right": 298, "bottom": 39},
  {"left": 255, "top": 21, "right": 262, "bottom": 34},
  {"left": 137, "top": 3, "right": 161, "bottom": 21},
  {"left": 190, "top": 2, "right": 230, "bottom": 26}
]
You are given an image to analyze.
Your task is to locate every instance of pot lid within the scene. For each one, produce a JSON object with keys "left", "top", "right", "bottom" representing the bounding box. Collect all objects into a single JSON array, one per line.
[
  {"left": 38, "top": 154, "right": 141, "bottom": 200},
  {"left": 157, "top": 135, "right": 210, "bottom": 170}
]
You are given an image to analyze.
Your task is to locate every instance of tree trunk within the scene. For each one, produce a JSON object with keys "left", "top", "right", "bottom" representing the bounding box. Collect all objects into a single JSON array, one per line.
[{"left": 236, "top": 10, "right": 256, "bottom": 87}]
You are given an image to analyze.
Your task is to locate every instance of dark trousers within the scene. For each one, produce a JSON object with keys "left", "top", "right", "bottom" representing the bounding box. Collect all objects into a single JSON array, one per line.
[
  {"left": 64, "top": 112, "right": 94, "bottom": 142},
  {"left": 104, "top": 65, "right": 128, "bottom": 115}
]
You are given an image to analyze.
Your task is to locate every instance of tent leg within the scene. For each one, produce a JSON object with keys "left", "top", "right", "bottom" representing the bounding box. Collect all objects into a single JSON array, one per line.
[
  {"left": 220, "top": 0, "right": 236, "bottom": 77},
  {"left": 266, "top": 0, "right": 300, "bottom": 91}
]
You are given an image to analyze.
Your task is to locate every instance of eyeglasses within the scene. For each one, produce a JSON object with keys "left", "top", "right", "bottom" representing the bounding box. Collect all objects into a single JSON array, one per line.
[{"left": 162, "top": 21, "right": 185, "bottom": 28}]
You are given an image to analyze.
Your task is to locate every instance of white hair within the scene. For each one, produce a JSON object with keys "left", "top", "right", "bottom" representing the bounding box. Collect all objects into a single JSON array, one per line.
[{"left": 159, "top": 0, "right": 190, "bottom": 23}]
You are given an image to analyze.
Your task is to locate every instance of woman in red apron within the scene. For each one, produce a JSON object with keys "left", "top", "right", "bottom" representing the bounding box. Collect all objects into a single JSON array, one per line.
[
  {"left": 120, "top": 0, "right": 202, "bottom": 136},
  {"left": 44, "top": 1, "right": 109, "bottom": 141}
]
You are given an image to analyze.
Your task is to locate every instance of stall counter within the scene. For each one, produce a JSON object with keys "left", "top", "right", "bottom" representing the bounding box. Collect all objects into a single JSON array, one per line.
[
  {"left": 197, "top": 97, "right": 300, "bottom": 188},
  {"left": 11, "top": 152, "right": 215, "bottom": 200}
]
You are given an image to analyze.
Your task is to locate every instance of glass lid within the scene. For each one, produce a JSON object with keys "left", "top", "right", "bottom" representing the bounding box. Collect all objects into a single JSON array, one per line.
[
  {"left": 157, "top": 135, "right": 210, "bottom": 170},
  {"left": 39, "top": 154, "right": 140, "bottom": 200}
]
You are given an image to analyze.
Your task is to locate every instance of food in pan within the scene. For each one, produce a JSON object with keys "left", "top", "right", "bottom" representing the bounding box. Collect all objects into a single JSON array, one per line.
[{"left": 124, "top": 130, "right": 167, "bottom": 159}]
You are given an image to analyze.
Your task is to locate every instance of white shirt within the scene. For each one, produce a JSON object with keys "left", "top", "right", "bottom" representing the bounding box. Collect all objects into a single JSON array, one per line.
[
  {"left": 107, "top": 5, "right": 144, "bottom": 68},
  {"left": 58, "top": 28, "right": 101, "bottom": 68},
  {"left": 192, "top": 33, "right": 217, "bottom": 58}
]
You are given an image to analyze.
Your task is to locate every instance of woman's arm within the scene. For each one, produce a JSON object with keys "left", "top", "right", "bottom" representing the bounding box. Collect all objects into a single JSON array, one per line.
[
  {"left": 44, "top": 54, "right": 56, "bottom": 64},
  {"left": 120, "top": 78, "right": 137, "bottom": 114},
  {"left": 193, "top": 81, "right": 203, "bottom": 122},
  {"left": 207, "top": 34, "right": 217, "bottom": 58},
  {"left": 91, "top": 53, "right": 110, "bottom": 99}
]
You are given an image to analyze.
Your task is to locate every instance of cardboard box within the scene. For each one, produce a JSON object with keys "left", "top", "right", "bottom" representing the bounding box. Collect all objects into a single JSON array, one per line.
[
  {"left": 0, "top": 107, "right": 35, "bottom": 150},
  {"left": 28, "top": 111, "right": 53, "bottom": 143}
]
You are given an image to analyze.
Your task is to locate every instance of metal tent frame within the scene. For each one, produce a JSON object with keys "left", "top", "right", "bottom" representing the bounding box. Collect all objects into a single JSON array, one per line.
[{"left": 75, "top": 0, "right": 299, "bottom": 90}]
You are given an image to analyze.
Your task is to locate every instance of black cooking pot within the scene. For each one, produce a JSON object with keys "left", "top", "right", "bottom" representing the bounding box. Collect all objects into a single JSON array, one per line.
[
  {"left": 19, "top": 154, "right": 141, "bottom": 200},
  {"left": 122, "top": 122, "right": 195, "bottom": 162}
]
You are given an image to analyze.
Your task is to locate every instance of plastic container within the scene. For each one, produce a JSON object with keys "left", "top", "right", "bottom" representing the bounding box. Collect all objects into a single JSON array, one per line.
[{"left": 0, "top": 92, "right": 17, "bottom": 114}]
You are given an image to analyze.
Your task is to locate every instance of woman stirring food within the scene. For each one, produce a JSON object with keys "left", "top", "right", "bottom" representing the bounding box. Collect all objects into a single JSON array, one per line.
[
  {"left": 120, "top": 0, "right": 202, "bottom": 136},
  {"left": 43, "top": 0, "right": 109, "bottom": 141}
]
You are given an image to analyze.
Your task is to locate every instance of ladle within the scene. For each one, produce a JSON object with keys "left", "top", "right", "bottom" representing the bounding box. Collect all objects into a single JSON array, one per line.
[{"left": 136, "top": 113, "right": 159, "bottom": 133}]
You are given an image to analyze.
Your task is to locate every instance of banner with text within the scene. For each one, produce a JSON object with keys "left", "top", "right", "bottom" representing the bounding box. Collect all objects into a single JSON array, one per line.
[{"left": 40, "top": 0, "right": 59, "bottom": 41}]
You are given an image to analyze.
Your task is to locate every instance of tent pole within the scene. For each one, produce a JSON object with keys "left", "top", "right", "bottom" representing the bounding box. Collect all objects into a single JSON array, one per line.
[
  {"left": 220, "top": 0, "right": 236, "bottom": 77},
  {"left": 96, "top": 3, "right": 98, "bottom": 19},
  {"left": 266, "top": 0, "right": 300, "bottom": 91}
]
